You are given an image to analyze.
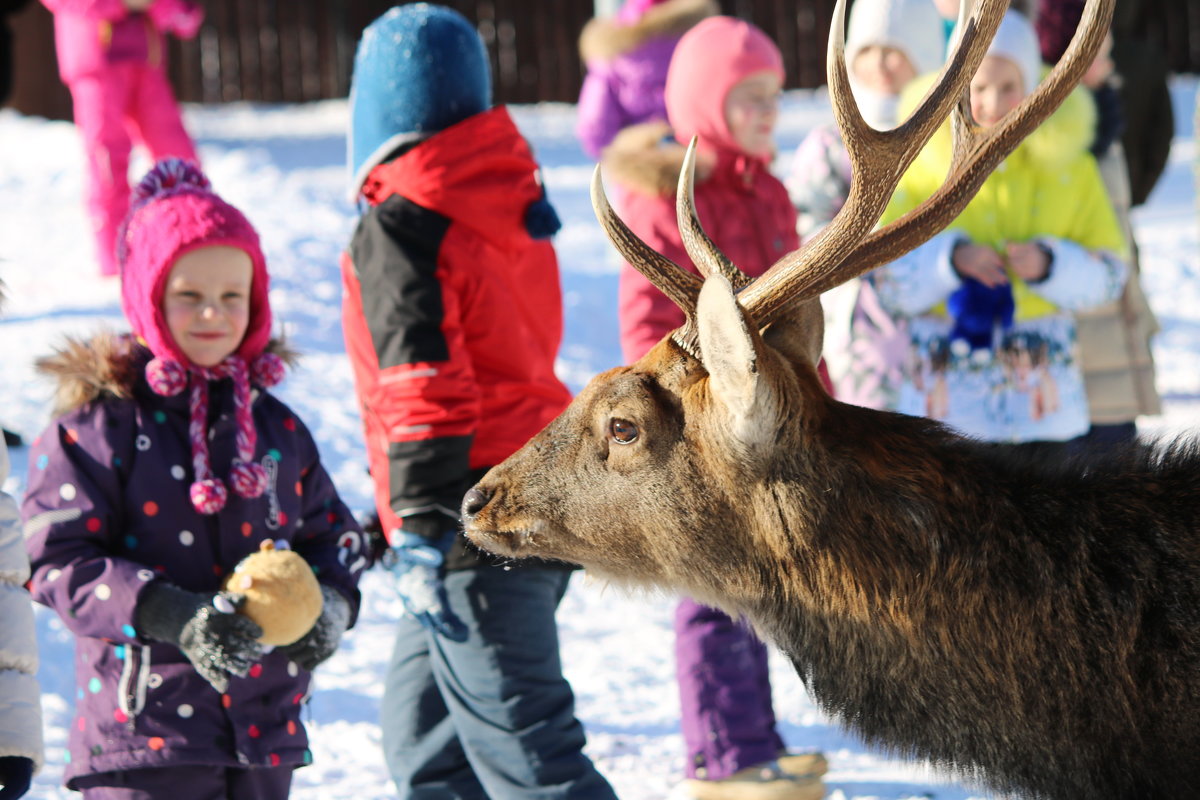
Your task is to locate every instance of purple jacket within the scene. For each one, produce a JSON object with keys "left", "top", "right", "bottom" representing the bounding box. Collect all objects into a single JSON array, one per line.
[
  {"left": 574, "top": 0, "right": 716, "bottom": 159},
  {"left": 40, "top": 0, "right": 203, "bottom": 83},
  {"left": 22, "top": 335, "right": 365, "bottom": 788}
]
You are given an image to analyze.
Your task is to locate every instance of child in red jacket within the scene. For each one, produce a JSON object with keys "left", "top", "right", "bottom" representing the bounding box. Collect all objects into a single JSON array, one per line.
[{"left": 603, "top": 16, "right": 828, "bottom": 800}]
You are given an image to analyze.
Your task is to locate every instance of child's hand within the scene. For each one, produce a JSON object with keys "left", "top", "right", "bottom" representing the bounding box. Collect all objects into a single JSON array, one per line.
[
  {"left": 952, "top": 241, "right": 1008, "bottom": 288},
  {"left": 1005, "top": 241, "right": 1051, "bottom": 283},
  {"left": 277, "top": 585, "right": 352, "bottom": 671},
  {"left": 136, "top": 582, "right": 264, "bottom": 693}
]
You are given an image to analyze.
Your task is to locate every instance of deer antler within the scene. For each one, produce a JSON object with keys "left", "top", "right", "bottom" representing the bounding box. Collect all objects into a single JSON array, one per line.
[
  {"left": 738, "top": 0, "right": 1114, "bottom": 324},
  {"left": 593, "top": 0, "right": 1114, "bottom": 351}
]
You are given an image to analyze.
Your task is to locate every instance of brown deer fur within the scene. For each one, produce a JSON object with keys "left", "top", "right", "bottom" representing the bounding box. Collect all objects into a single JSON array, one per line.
[{"left": 464, "top": 279, "right": 1200, "bottom": 799}]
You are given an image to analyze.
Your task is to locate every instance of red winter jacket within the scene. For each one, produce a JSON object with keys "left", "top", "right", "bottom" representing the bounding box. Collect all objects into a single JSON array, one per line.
[{"left": 341, "top": 107, "right": 571, "bottom": 561}]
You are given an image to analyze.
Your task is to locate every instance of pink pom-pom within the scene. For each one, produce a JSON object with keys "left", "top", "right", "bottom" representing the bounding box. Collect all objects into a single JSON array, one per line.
[
  {"left": 146, "top": 357, "right": 188, "bottom": 396},
  {"left": 131, "top": 158, "right": 210, "bottom": 205},
  {"left": 229, "top": 460, "right": 268, "bottom": 499},
  {"left": 190, "top": 478, "right": 228, "bottom": 514},
  {"left": 250, "top": 352, "right": 286, "bottom": 388}
]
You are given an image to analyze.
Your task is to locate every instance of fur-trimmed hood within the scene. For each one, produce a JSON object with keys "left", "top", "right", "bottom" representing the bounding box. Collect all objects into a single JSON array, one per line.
[
  {"left": 601, "top": 120, "right": 694, "bottom": 196},
  {"left": 35, "top": 332, "right": 299, "bottom": 417},
  {"left": 579, "top": 0, "right": 717, "bottom": 63}
]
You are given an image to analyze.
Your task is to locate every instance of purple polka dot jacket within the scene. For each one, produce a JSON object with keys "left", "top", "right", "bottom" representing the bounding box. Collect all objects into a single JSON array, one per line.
[{"left": 21, "top": 334, "right": 366, "bottom": 788}]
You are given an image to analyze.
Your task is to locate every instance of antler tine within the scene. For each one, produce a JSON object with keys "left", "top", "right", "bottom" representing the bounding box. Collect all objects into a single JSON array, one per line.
[
  {"left": 590, "top": 165, "right": 703, "bottom": 318},
  {"left": 677, "top": 137, "right": 753, "bottom": 290},
  {"left": 736, "top": 0, "right": 1013, "bottom": 324},
  {"left": 832, "top": 0, "right": 1115, "bottom": 292}
]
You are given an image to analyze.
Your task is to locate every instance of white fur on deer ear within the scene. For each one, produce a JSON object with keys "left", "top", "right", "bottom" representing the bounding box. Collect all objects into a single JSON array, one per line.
[{"left": 697, "top": 274, "right": 778, "bottom": 449}]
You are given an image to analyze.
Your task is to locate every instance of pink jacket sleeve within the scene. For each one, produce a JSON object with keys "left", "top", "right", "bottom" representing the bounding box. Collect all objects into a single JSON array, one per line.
[{"left": 148, "top": 0, "right": 203, "bottom": 39}]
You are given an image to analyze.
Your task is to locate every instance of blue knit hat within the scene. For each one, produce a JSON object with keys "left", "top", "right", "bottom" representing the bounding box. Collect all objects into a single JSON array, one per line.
[{"left": 348, "top": 4, "right": 492, "bottom": 199}]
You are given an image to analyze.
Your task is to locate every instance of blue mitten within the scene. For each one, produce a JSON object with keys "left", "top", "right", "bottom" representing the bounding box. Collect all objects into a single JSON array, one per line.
[{"left": 384, "top": 530, "right": 468, "bottom": 642}]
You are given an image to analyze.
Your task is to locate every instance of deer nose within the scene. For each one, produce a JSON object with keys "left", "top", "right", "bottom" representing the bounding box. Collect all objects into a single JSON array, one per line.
[{"left": 461, "top": 486, "right": 492, "bottom": 520}]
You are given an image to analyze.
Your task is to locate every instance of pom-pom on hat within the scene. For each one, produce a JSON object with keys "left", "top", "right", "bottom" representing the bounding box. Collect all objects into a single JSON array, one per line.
[
  {"left": 664, "top": 16, "right": 784, "bottom": 155},
  {"left": 348, "top": 3, "right": 492, "bottom": 199},
  {"left": 118, "top": 159, "right": 284, "bottom": 515}
]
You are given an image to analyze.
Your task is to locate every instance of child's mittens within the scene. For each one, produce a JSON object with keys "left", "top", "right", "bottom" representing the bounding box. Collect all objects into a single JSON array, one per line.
[
  {"left": 135, "top": 582, "right": 264, "bottom": 693},
  {"left": 277, "top": 585, "right": 352, "bottom": 671},
  {"left": 148, "top": 0, "right": 204, "bottom": 39},
  {"left": 0, "top": 756, "right": 33, "bottom": 800}
]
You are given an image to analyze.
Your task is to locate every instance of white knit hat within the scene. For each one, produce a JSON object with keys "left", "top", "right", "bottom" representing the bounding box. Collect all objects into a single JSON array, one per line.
[
  {"left": 845, "top": 0, "right": 945, "bottom": 79},
  {"left": 954, "top": 9, "right": 1042, "bottom": 96}
]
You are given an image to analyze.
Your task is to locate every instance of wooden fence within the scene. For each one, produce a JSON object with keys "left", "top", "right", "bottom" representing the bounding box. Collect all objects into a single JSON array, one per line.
[{"left": 8, "top": 0, "right": 1200, "bottom": 122}]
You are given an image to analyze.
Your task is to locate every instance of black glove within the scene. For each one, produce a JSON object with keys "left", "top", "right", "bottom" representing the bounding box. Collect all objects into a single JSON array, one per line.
[
  {"left": 0, "top": 756, "right": 33, "bottom": 800},
  {"left": 277, "top": 584, "right": 352, "bottom": 671},
  {"left": 135, "top": 582, "right": 264, "bottom": 693}
]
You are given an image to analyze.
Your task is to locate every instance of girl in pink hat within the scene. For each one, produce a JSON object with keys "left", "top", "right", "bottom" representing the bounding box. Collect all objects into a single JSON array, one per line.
[
  {"left": 22, "top": 159, "right": 366, "bottom": 799},
  {"left": 603, "top": 16, "right": 829, "bottom": 800}
]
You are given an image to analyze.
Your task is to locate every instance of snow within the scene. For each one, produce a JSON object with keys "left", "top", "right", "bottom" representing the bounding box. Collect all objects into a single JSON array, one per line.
[{"left": 2, "top": 78, "right": 1197, "bottom": 800}]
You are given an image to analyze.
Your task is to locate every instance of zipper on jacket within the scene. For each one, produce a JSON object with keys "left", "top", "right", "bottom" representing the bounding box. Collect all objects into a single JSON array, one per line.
[{"left": 117, "top": 644, "right": 151, "bottom": 728}]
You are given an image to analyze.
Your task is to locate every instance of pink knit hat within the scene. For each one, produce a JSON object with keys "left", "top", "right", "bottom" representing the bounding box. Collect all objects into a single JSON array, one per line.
[
  {"left": 118, "top": 159, "right": 285, "bottom": 515},
  {"left": 664, "top": 16, "right": 785, "bottom": 155}
]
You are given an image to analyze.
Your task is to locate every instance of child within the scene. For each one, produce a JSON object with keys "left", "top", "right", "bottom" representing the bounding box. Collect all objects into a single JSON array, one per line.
[
  {"left": 40, "top": 0, "right": 203, "bottom": 276},
  {"left": 575, "top": 0, "right": 716, "bottom": 160},
  {"left": 22, "top": 159, "right": 365, "bottom": 798},
  {"left": 0, "top": 284, "right": 43, "bottom": 800},
  {"left": 1036, "top": 0, "right": 1162, "bottom": 447},
  {"left": 605, "top": 16, "right": 827, "bottom": 800},
  {"left": 342, "top": 6, "right": 616, "bottom": 799},
  {"left": 869, "top": 10, "right": 1128, "bottom": 444},
  {"left": 784, "top": 0, "right": 943, "bottom": 409}
]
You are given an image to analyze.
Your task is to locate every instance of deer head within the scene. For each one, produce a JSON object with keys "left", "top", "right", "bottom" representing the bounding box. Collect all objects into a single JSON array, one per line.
[{"left": 462, "top": 0, "right": 1114, "bottom": 611}]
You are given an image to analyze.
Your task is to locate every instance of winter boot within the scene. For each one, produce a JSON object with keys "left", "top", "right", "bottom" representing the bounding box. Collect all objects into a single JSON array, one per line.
[{"left": 669, "top": 758, "right": 826, "bottom": 800}]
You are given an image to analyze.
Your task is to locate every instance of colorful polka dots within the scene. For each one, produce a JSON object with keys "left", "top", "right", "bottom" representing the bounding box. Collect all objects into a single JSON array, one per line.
[
  {"left": 248, "top": 664, "right": 263, "bottom": 679},
  {"left": 36, "top": 454, "right": 48, "bottom": 470},
  {"left": 171, "top": 465, "right": 186, "bottom": 480},
  {"left": 46, "top": 568, "right": 62, "bottom": 582},
  {"left": 121, "top": 625, "right": 136, "bottom": 639},
  {"left": 248, "top": 725, "right": 261, "bottom": 739},
  {"left": 147, "top": 737, "right": 165, "bottom": 751},
  {"left": 222, "top": 694, "right": 232, "bottom": 709},
  {"left": 93, "top": 584, "right": 111, "bottom": 601},
  {"left": 154, "top": 411, "right": 167, "bottom": 424},
  {"left": 287, "top": 720, "right": 297, "bottom": 735},
  {"left": 269, "top": 753, "right": 281, "bottom": 766},
  {"left": 179, "top": 530, "right": 195, "bottom": 546},
  {"left": 143, "top": 501, "right": 159, "bottom": 517},
  {"left": 241, "top": 522, "right": 253, "bottom": 537},
  {"left": 177, "top": 704, "right": 194, "bottom": 719},
  {"left": 64, "top": 428, "right": 79, "bottom": 445},
  {"left": 124, "top": 535, "right": 138, "bottom": 549},
  {"left": 88, "top": 678, "right": 101, "bottom": 694},
  {"left": 283, "top": 418, "right": 296, "bottom": 432},
  {"left": 59, "top": 483, "right": 77, "bottom": 501},
  {"left": 85, "top": 517, "right": 101, "bottom": 533},
  {"left": 113, "top": 709, "right": 128, "bottom": 724}
]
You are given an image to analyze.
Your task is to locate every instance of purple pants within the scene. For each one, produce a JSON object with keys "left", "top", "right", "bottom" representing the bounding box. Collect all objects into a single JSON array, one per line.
[
  {"left": 73, "top": 764, "right": 293, "bottom": 800},
  {"left": 675, "top": 598, "right": 784, "bottom": 780}
]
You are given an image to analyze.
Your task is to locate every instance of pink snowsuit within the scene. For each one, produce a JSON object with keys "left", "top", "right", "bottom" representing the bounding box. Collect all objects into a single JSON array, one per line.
[{"left": 42, "top": 0, "right": 202, "bottom": 276}]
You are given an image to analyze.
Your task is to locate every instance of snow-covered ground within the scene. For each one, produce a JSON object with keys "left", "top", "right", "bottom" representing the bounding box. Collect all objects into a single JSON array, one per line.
[{"left": 1, "top": 76, "right": 1197, "bottom": 800}]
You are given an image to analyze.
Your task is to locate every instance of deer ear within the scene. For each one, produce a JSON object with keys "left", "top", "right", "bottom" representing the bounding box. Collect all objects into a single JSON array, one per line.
[{"left": 697, "top": 274, "right": 777, "bottom": 446}]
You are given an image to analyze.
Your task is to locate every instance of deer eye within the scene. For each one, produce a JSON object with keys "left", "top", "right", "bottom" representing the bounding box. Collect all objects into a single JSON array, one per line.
[{"left": 609, "top": 418, "right": 639, "bottom": 445}]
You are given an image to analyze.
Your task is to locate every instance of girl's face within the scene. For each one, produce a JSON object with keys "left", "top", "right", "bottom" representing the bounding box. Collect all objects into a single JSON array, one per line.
[
  {"left": 724, "top": 69, "right": 782, "bottom": 159},
  {"left": 851, "top": 46, "right": 918, "bottom": 95},
  {"left": 162, "top": 245, "right": 253, "bottom": 368},
  {"left": 969, "top": 55, "right": 1025, "bottom": 128}
]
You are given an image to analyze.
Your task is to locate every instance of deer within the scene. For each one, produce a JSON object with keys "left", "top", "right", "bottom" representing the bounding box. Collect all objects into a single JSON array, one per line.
[{"left": 460, "top": 0, "right": 1200, "bottom": 796}]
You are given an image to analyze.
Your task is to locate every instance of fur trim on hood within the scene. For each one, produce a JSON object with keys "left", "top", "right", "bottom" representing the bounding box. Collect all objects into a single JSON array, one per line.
[
  {"left": 601, "top": 120, "right": 709, "bottom": 197},
  {"left": 899, "top": 66, "right": 1096, "bottom": 175},
  {"left": 36, "top": 332, "right": 300, "bottom": 417},
  {"left": 579, "top": 0, "right": 717, "bottom": 63}
]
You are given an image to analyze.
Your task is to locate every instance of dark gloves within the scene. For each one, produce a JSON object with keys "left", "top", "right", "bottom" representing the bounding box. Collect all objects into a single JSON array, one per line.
[
  {"left": 0, "top": 756, "right": 33, "bottom": 800},
  {"left": 277, "top": 584, "right": 352, "bottom": 671},
  {"left": 383, "top": 530, "right": 468, "bottom": 642},
  {"left": 135, "top": 582, "right": 264, "bottom": 693}
]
